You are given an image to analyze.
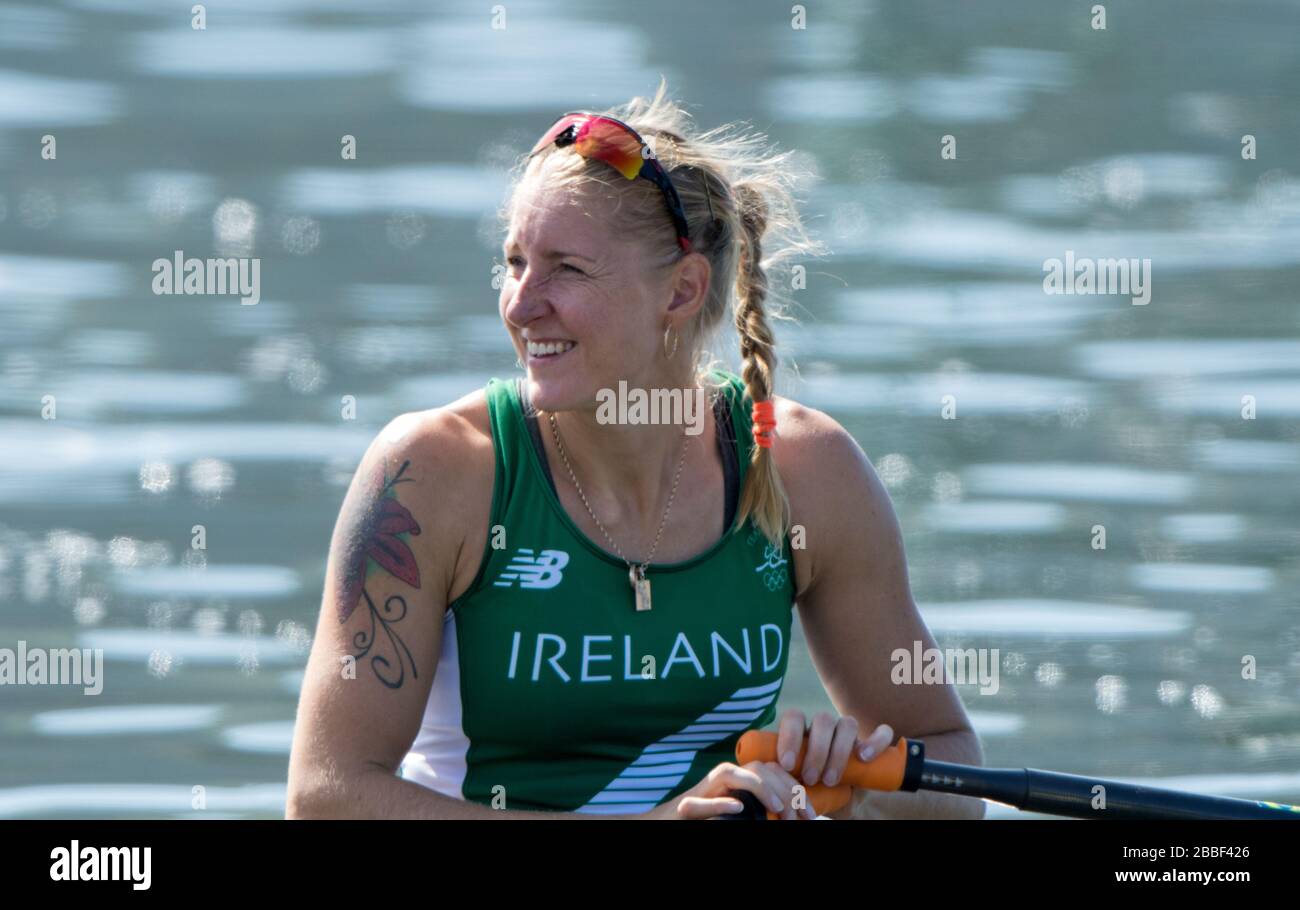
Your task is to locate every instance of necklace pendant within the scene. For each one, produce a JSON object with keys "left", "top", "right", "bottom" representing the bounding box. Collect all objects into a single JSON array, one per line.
[{"left": 630, "top": 564, "right": 652, "bottom": 612}]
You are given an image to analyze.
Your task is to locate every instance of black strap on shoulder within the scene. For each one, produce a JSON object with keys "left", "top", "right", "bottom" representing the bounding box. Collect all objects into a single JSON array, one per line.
[
  {"left": 715, "top": 386, "right": 740, "bottom": 532},
  {"left": 516, "top": 378, "right": 739, "bottom": 532}
]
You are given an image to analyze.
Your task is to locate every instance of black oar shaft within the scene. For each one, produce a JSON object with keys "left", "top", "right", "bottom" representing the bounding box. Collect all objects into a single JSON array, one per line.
[{"left": 919, "top": 759, "right": 1300, "bottom": 820}]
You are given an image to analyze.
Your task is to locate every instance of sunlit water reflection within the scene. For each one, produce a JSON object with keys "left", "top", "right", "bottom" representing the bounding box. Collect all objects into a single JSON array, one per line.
[{"left": 2, "top": 0, "right": 1298, "bottom": 818}]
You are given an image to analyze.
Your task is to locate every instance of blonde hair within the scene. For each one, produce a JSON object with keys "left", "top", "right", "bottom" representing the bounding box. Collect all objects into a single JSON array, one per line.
[{"left": 498, "top": 78, "right": 826, "bottom": 548}]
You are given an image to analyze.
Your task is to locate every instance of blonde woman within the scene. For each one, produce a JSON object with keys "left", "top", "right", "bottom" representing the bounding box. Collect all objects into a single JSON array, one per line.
[{"left": 287, "top": 82, "right": 983, "bottom": 820}]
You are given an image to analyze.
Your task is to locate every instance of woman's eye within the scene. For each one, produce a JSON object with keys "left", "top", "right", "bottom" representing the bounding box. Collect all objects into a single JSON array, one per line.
[{"left": 503, "top": 257, "right": 583, "bottom": 276}]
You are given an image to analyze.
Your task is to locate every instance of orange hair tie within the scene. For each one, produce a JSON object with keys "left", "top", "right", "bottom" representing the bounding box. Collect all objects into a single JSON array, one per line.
[{"left": 752, "top": 400, "right": 776, "bottom": 449}]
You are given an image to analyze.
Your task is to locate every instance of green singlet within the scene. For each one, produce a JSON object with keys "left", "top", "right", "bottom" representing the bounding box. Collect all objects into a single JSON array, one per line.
[{"left": 398, "top": 370, "right": 796, "bottom": 814}]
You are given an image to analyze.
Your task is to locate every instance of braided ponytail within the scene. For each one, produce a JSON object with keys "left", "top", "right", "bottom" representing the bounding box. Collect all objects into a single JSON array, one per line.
[{"left": 732, "top": 183, "right": 790, "bottom": 549}]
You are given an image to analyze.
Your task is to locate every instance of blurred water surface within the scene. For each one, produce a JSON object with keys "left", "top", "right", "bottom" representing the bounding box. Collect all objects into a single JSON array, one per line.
[{"left": 1, "top": 0, "right": 1299, "bottom": 818}]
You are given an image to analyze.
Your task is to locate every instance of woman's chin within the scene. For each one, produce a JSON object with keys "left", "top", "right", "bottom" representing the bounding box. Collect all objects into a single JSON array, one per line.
[{"left": 525, "top": 375, "right": 588, "bottom": 414}]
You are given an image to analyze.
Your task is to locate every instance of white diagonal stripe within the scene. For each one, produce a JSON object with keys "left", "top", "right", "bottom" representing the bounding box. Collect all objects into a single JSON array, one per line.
[
  {"left": 696, "top": 710, "right": 765, "bottom": 723},
  {"left": 681, "top": 723, "right": 753, "bottom": 733},
  {"left": 589, "top": 788, "right": 672, "bottom": 803},
  {"left": 733, "top": 679, "right": 783, "bottom": 698},
  {"left": 714, "top": 697, "right": 776, "bottom": 710},
  {"left": 662, "top": 733, "right": 730, "bottom": 744},
  {"left": 577, "top": 803, "right": 657, "bottom": 815},
  {"left": 632, "top": 751, "right": 697, "bottom": 765},
  {"left": 607, "top": 776, "right": 681, "bottom": 789},
  {"left": 576, "top": 676, "right": 784, "bottom": 813},
  {"left": 622, "top": 763, "right": 692, "bottom": 777}
]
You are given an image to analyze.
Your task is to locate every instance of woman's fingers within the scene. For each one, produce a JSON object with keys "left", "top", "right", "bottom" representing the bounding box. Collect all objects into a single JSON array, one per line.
[
  {"left": 748, "top": 760, "right": 812, "bottom": 820},
  {"left": 783, "top": 714, "right": 887, "bottom": 788},
  {"left": 689, "top": 759, "right": 817, "bottom": 819},
  {"left": 676, "top": 796, "right": 745, "bottom": 819},
  {"left": 822, "top": 715, "right": 860, "bottom": 787},
  {"left": 858, "top": 722, "right": 895, "bottom": 761},
  {"left": 775, "top": 708, "right": 806, "bottom": 773},
  {"left": 800, "top": 711, "right": 837, "bottom": 787},
  {"left": 704, "top": 762, "right": 786, "bottom": 815}
]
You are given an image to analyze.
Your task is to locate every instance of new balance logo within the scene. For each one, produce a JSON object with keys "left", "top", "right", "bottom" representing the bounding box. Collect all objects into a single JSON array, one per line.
[{"left": 493, "top": 548, "right": 569, "bottom": 589}]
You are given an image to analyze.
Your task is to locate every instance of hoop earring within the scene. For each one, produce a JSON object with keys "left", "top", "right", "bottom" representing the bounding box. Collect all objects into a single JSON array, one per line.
[
  {"left": 663, "top": 324, "right": 679, "bottom": 360},
  {"left": 515, "top": 356, "right": 524, "bottom": 370}
]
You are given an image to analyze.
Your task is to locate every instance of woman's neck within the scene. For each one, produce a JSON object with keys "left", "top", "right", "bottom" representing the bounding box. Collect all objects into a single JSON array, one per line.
[{"left": 540, "top": 372, "right": 715, "bottom": 527}]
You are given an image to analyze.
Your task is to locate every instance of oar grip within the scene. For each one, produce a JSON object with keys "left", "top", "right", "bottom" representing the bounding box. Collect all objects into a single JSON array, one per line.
[{"left": 736, "top": 730, "right": 913, "bottom": 793}]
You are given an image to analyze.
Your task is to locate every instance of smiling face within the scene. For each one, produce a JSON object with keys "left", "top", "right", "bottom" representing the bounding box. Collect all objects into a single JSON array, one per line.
[{"left": 500, "top": 175, "right": 685, "bottom": 414}]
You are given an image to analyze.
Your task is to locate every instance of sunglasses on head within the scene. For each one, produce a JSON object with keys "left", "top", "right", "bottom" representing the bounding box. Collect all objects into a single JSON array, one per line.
[{"left": 528, "top": 111, "right": 703, "bottom": 254}]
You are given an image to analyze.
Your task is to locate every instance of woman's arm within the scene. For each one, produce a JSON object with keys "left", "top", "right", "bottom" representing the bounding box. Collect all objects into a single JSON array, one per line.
[
  {"left": 774, "top": 400, "right": 986, "bottom": 820},
  {"left": 285, "top": 403, "right": 626, "bottom": 820}
]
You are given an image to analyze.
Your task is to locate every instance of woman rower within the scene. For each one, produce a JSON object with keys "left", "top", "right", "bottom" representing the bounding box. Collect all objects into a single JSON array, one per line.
[{"left": 287, "top": 81, "right": 984, "bottom": 820}]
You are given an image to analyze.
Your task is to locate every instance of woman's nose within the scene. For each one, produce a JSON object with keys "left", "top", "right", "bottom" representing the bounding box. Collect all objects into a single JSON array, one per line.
[{"left": 503, "top": 269, "right": 549, "bottom": 325}]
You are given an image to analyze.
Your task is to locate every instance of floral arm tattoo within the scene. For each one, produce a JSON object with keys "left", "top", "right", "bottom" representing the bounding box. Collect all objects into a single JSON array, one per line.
[{"left": 334, "top": 458, "right": 421, "bottom": 689}]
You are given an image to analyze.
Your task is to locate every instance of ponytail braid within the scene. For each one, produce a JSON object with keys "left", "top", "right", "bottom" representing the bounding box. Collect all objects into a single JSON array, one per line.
[{"left": 732, "top": 183, "right": 790, "bottom": 548}]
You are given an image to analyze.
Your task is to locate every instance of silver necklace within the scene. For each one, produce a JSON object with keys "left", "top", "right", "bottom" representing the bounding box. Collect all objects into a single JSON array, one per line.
[{"left": 547, "top": 411, "right": 689, "bottom": 612}]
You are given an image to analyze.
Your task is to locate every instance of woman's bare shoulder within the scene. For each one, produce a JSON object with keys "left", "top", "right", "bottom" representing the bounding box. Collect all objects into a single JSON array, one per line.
[
  {"left": 382, "top": 388, "right": 494, "bottom": 487},
  {"left": 764, "top": 394, "right": 902, "bottom": 600},
  {"left": 361, "top": 390, "right": 493, "bottom": 527},
  {"left": 395, "top": 387, "right": 490, "bottom": 443},
  {"left": 768, "top": 394, "right": 890, "bottom": 538},
  {"left": 768, "top": 395, "right": 871, "bottom": 482}
]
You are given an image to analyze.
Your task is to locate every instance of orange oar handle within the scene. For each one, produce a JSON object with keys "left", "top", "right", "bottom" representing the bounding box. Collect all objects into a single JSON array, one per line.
[
  {"left": 736, "top": 730, "right": 912, "bottom": 816},
  {"left": 790, "top": 783, "right": 852, "bottom": 818}
]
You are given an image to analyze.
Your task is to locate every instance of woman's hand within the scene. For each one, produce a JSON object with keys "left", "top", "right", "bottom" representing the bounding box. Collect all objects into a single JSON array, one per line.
[
  {"left": 643, "top": 709, "right": 893, "bottom": 819},
  {"left": 642, "top": 757, "right": 818, "bottom": 820},
  {"left": 775, "top": 708, "right": 893, "bottom": 794}
]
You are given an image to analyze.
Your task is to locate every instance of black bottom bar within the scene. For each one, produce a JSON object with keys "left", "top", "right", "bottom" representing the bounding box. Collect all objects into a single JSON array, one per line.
[{"left": 2, "top": 818, "right": 1287, "bottom": 895}]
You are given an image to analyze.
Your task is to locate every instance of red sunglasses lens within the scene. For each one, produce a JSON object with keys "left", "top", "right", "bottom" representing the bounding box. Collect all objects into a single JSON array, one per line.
[{"left": 577, "top": 118, "right": 646, "bottom": 176}]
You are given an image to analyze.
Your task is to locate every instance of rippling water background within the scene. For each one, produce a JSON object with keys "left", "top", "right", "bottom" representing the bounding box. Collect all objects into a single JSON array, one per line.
[{"left": 2, "top": 0, "right": 1299, "bottom": 818}]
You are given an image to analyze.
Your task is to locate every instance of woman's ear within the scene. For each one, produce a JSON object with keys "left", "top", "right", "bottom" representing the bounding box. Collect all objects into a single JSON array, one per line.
[{"left": 666, "top": 251, "right": 711, "bottom": 321}]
